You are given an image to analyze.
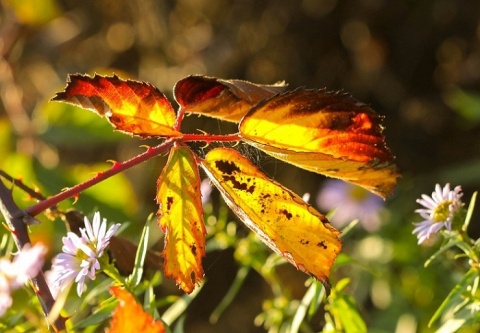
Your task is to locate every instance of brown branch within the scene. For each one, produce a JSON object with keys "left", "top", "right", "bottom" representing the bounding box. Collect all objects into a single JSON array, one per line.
[
  {"left": 0, "top": 170, "right": 49, "bottom": 201},
  {"left": 0, "top": 179, "right": 66, "bottom": 331}
]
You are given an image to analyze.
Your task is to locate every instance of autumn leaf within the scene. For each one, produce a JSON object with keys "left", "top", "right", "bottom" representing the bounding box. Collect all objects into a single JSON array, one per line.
[
  {"left": 239, "top": 88, "right": 399, "bottom": 198},
  {"left": 106, "top": 286, "right": 165, "bottom": 333},
  {"left": 174, "top": 75, "right": 287, "bottom": 123},
  {"left": 201, "top": 147, "right": 342, "bottom": 289},
  {"left": 156, "top": 145, "right": 206, "bottom": 293},
  {"left": 52, "top": 74, "right": 181, "bottom": 138}
]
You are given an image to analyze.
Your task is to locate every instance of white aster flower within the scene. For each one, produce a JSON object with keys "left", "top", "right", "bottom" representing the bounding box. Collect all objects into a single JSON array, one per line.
[
  {"left": 413, "top": 183, "right": 463, "bottom": 244},
  {"left": 50, "top": 212, "right": 120, "bottom": 296},
  {"left": 80, "top": 212, "right": 119, "bottom": 256},
  {"left": 0, "top": 243, "right": 47, "bottom": 316}
]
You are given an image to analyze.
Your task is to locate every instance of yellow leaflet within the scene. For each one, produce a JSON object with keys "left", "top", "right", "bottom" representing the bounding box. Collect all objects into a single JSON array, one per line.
[
  {"left": 239, "top": 88, "right": 399, "bottom": 198},
  {"left": 156, "top": 146, "right": 205, "bottom": 293},
  {"left": 201, "top": 147, "right": 341, "bottom": 288},
  {"left": 242, "top": 141, "right": 398, "bottom": 199}
]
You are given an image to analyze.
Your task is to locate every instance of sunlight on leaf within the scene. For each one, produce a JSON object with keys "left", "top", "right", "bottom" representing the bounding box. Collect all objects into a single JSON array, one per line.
[
  {"left": 106, "top": 286, "right": 165, "bottom": 333},
  {"left": 156, "top": 145, "right": 206, "bottom": 293},
  {"left": 239, "top": 88, "right": 399, "bottom": 198},
  {"left": 201, "top": 147, "right": 342, "bottom": 289},
  {"left": 174, "top": 75, "right": 287, "bottom": 123},
  {"left": 52, "top": 74, "right": 181, "bottom": 138}
]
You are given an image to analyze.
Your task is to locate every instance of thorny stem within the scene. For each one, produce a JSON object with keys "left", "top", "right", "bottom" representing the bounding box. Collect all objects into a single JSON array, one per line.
[
  {"left": 24, "top": 132, "right": 242, "bottom": 218},
  {"left": 182, "top": 132, "right": 241, "bottom": 143},
  {"left": 25, "top": 138, "right": 174, "bottom": 217},
  {"left": 174, "top": 107, "right": 186, "bottom": 131}
]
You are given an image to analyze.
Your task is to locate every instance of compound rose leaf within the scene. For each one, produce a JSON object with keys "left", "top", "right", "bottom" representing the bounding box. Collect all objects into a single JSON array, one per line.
[
  {"left": 52, "top": 74, "right": 181, "bottom": 138},
  {"left": 106, "top": 286, "right": 165, "bottom": 333},
  {"left": 239, "top": 88, "right": 399, "bottom": 198},
  {"left": 173, "top": 75, "right": 287, "bottom": 123},
  {"left": 156, "top": 145, "right": 205, "bottom": 293},
  {"left": 201, "top": 147, "right": 342, "bottom": 290}
]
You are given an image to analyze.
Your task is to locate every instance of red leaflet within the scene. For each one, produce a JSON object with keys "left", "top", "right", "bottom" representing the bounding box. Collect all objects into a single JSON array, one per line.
[
  {"left": 174, "top": 75, "right": 287, "bottom": 123},
  {"left": 52, "top": 74, "right": 181, "bottom": 138}
]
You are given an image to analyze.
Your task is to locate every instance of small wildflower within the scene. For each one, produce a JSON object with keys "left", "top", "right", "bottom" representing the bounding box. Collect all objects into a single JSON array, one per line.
[
  {"left": 413, "top": 183, "right": 463, "bottom": 244},
  {"left": 201, "top": 178, "right": 213, "bottom": 205},
  {"left": 50, "top": 212, "right": 120, "bottom": 296},
  {"left": 316, "top": 179, "right": 384, "bottom": 231},
  {"left": 0, "top": 243, "right": 47, "bottom": 316}
]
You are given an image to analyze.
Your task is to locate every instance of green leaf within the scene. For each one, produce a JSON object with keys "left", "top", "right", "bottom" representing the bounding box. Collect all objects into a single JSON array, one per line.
[
  {"left": 73, "top": 297, "right": 118, "bottom": 329},
  {"left": 444, "top": 89, "right": 480, "bottom": 124},
  {"left": 463, "top": 191, "right": 477, "bottom": 231},
  {"left": 210, "top": 266, "right": 251, "bottom": 324},
  {"left": 172, "top": 315, "right": 186, "bottom": 333},
  {"left": 126, "top": 215, "right": 154, "bottom": 288},
  {"left": 429, "top": 268, "right": 477, "bottom": 327},
  {"left": 291, "top": 280, "right": 325, "bottom": 333},
  {"left": 329, "top": 294, "right": 366, "bottom": 333},
  {"left": 425, "top": 238, "right": 463, "bottom": 267},
  {"left": 161, "top": 285, "right": 203, "bottom": 326},
  {"left": 339, "top": 219, "right": 359, "bottom": 239},
  {"left": 308, "top": 280, "right": 326, "bottom": 317}
]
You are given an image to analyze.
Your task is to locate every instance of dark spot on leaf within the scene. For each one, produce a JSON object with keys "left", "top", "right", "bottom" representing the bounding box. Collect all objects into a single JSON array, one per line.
[
  {"left": 215, "top": 160, "right": 241, "bottom": 175},
  {"left": 317, "top": 241, "right": 327, "bottom": 249},
  {"left": 191, "top": 244, "right": 197, "bottom": 256},
  {"left": 280, "top": 209, "right": 293, "bottom": 220},
  {"left": 326, "top": 168, "right": 339, "bottom": 172},
  {"left": 300, "top": 239, "right": 309, "bottom": 245},
  {"left": 224, "top": 175, "right": 255, "bottom": 193},
  {"left": 166, "top": 196, "right": 174, "bottom": 210},
  {"left": 190, "top": 270, "right": 196, "bottom": 283}
]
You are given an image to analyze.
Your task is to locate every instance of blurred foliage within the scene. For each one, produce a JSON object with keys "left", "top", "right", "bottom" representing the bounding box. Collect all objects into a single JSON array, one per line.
[{"left": 1, "top": 0, "right": 480, "bottom": 332}]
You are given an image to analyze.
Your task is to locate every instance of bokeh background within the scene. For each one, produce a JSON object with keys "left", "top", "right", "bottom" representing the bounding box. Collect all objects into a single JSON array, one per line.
[{"left": 1, "top": 0, "right": 480, "bottom": 332}]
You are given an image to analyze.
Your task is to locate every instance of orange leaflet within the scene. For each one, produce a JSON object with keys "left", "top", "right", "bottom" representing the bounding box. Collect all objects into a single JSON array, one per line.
[
  {"left": 201, "top": 147, "right": 342, "bottom": 290},
  {"left": 239, "top": 88, "right": 399, "bottom": 198},
  {"left": 52, "top": 74, "right": 181, "bottom": 138},
  {"left": 156, "top": 145, "right": 206, "bottom": 293},
  {"left": 174, "top": 75, "right": 287, "bottom": 123},
  {"left": 106, "top": 286, "right": 165, "bottom": 333}
]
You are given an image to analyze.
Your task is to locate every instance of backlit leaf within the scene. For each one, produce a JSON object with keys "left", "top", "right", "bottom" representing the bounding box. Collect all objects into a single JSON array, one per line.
[
  {"left": 52, "top": 74, "right": 181, "bottom": 138},
  {"left": 239, "top": 88, "right": 399, "bottom": 198},
  {"left": 156, "top": 145, "right": 205, "bottom": 293},
  {"left": 174, "top": 75, "right": 287, "bottom": 123},
  {"left": 201, "top": 147, "right": 341, "bottom": 289},
  {"left": 106, "top": 286, "right": 165, "bottom": 333}
]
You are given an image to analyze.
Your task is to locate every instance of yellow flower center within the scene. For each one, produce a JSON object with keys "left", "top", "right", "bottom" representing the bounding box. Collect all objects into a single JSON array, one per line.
[
  {"left": 432, "top": 200, "right": 452, "bottom": 222},
  {"left": 349, "top": 186, "right": 369, "bottom": 201}
]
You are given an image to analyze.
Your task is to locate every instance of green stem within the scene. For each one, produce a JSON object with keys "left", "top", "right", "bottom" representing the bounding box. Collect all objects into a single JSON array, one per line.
[{"left": 100, "top": 256, "right": 125, "bottom": 286}]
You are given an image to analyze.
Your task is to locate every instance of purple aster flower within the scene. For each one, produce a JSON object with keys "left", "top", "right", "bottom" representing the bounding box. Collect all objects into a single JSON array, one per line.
[
  {"left": 413, "top": 183, "right": 463, "bottom": 244},
  {"left": 316, "top": 179, "right": 384, "bottom": 231},
  {"left": 201, "top": 178, "right": 213, "bottom": 205},
  {"left": 0, "top": 243, "right": 47, "bottom": 316},
  {"left": 49, "top": 212, "right": 120, "bottom": 296}
]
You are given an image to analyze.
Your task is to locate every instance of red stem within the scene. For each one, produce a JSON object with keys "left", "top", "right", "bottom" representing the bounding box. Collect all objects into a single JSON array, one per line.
[
  {"left": 24, "top": 132, "right": 242, "bottom": 218},
  {"left": 174, "top": 107, "right": 186, "bottom": 131},
  {"left": 25, "top": 138, "right": 175, "bottom": 217},
  {"left": 182, "top": 133, "right": 241, "bottom": 143}
]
